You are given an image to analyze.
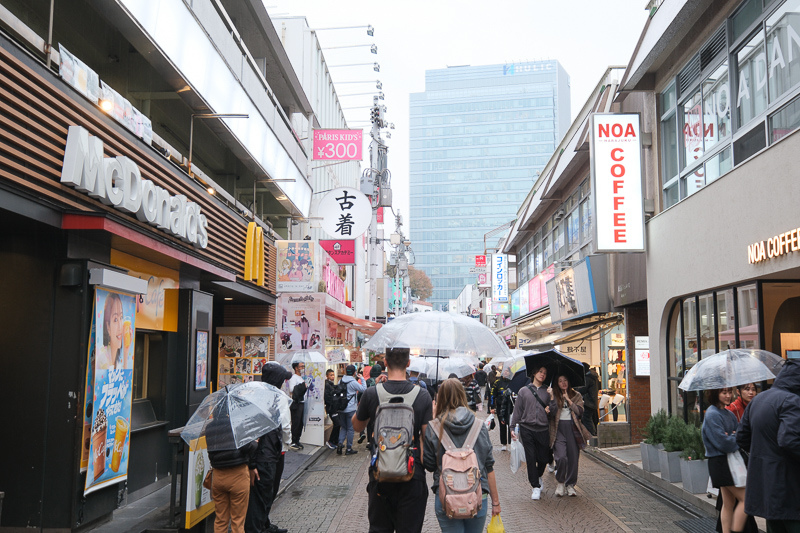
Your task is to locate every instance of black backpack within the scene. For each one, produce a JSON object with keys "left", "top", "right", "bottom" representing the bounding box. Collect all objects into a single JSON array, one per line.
[{"left": 330, "top": 381, "right": 349, "bottom": 412}]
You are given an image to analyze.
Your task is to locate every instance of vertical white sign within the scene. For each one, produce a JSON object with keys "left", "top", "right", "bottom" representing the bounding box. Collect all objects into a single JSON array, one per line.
[
  {"left": 591, "top": 114, "right": 645, "bottom": 252},
  {"left": 634, "top": 335, "right": 650, "bottom": 377},
  {"left": 492, "top": 254, "right": 508, "bottom": 302}
]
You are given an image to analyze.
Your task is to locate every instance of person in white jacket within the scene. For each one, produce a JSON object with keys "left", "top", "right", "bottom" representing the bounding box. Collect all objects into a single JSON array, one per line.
[{"left": 245, "top": 363, "right": 293, "bottom": 533}]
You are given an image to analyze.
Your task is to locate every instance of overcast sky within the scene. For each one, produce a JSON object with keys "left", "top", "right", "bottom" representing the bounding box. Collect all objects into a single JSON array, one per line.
[{"left": 270, "top": 1, "right": 651, "bottom": 239}]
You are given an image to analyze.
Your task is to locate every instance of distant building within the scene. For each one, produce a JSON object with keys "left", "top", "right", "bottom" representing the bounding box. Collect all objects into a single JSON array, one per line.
[
  {"left": 411, "top": 300, "right": 433, "bottom": 312},
  {"left": 409, "top": 61, "right": 571, "bottom": 309}
]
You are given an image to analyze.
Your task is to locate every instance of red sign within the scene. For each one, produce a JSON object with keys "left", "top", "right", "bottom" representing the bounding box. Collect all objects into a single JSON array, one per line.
[
  {"left": 319, "top": 240, "right": 356, "bottom": 265},
  {"left": 313, "top": 130, "right": 363, "bottom": 160},
  {"left": 377, "top": 207, "right": 384, "bottom": 224},
  {"left": 527, "top": 264, "right": 555, "bottom": 313},
  {"left": 475, "top": 255, "right": 486, "bottom": 268}
]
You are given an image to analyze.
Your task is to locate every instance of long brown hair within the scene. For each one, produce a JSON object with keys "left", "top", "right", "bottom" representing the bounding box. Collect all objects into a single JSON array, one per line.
[
  {"left": 552, "top": 375, "right": 576, "bottom": 406},
  {"left": 435, "top": 378, "right": 469, "bottom": 419}
]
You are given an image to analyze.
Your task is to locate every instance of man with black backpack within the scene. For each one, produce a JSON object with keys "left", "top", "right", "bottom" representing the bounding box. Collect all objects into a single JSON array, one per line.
[
  {"left": 324, "top": 369, "right": 340, "bottom": 450},
  {"left": 287, "top": 362, "right": 308, "bottom": 450},
  {"left": 510, "top": 365, "right": 554, "bottom": 501},
  {"left": 353, "top": 347, "right": 433, "bottom": 533}
]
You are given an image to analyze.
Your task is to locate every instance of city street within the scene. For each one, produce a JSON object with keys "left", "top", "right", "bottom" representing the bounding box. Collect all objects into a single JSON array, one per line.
[{"left": 270, "top": 417, "right": 709, "bottom": 533}]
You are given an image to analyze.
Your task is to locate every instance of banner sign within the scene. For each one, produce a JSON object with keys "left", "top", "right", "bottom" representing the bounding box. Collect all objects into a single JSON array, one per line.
[
  {"left": 390, "top": 278, "right": 404, "bottom": 310},
  {"left": 84, "top": 288, "right": 136, "bottom": 495},
  {"left": 312, "top": 129, "right": 363, "bottom": 160},
  {"left": 185, "top": 437, "right": 214, "bottom": 527},
  {"left": 319, "top": 239, "right": 355, "bottom": 265},
  {"left": 492, "top": 254, "right": 508, "bottom": 302},
  {"left": 317, "top": 187, "right": 371, "bottom": 238},
  {"left": 591, "top": 113, "right": 645, "bottom": 252},
  {"left": 277, "top": 241, "right": 315, "bottom": 292}
]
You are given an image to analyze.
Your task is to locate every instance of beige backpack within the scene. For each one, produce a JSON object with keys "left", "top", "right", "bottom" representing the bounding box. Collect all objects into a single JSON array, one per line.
[{"left": 429, "top": 418, "right": 483, "bottom": 519}]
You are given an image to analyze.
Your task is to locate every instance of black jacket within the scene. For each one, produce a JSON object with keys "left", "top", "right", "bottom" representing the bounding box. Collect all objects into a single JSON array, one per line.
[
  {"left": 490, "top": 377, "right": 511, "bottom": 411},
  {"left": 499, "top": 388, "right": 515, "bottom": 425},
  {"left": 208, "top": 440, "right": 257, "bottom": 470},
  {"left": 251, "top": 428, "right": 281, "bottom": 470},
  {"left": 324, "top": 379, "right": 335, "bottom": 410},
  {"left": 475, "top": 369, "right": 487, "bottom": 387},
  {"left": 576, "top": 370, "right": 600, "bottom": 409},
  {"left": 737, "top": 359, "right": 800, "bottom": 520}
]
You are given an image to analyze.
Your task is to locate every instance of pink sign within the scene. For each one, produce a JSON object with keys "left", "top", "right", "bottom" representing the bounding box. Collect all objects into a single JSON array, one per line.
[
  {"left": 319, "top": 240, "right": 356, "bottom": 265},
  {"left": 475, "top": 255, "right": 486, "bottom": 267},
  {"left": 313, "top": 130, "right": 363, "bottom": 160},
  {"left": 527, "top": 264, "right": 555, "bottom": 313}
]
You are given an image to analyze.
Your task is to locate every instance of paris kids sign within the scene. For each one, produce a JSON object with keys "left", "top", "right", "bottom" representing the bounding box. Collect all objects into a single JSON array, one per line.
[
  {"left": 313, "top": 130, "right": 363, "bottom": 161},
  {"left": 590, "top": 114, "right": 645, "bottom": 252}
]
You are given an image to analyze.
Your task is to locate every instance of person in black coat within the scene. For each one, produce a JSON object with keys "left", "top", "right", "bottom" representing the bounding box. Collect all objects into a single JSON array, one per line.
[
  {"left": 575, "top": 363, "right": 599, "bottom": 436},
  {"left": 490, "top": 374, "right": 512, "bottom": 448},
  {"left": 737, "top": 359, "right": 800, "bottom": 531}
]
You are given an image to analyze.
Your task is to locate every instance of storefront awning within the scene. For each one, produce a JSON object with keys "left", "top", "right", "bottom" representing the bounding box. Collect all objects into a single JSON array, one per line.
[
  {"left": 326, "top": 307, "right": 382, "bottom": 334},
  {"left": 527, "top": 316, "right": 623, "bottom": 349}
]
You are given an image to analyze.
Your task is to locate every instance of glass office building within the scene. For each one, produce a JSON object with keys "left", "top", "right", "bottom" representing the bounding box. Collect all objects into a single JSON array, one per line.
[{"left": 409, "top": 61, "right": 571, "bottom": 309}]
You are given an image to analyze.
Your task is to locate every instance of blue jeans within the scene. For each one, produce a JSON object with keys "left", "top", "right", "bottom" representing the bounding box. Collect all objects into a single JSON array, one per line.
[
  {"left": 434, "top": 494, "right": 488, "bottom": 533},
  {"left": 338, "top": 410, "right": 354, "bottom": 448}
]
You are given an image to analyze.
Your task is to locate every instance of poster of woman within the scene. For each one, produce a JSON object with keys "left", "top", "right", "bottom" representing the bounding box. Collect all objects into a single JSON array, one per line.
[{"left": 275, "top": 294, "right": 324, "bottom": 364}]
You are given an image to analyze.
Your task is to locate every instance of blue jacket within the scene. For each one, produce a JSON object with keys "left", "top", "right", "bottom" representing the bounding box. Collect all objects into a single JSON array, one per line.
[
  {"left": 702, "top": 404, "right": 740, "bottom": 457},
  {"left": 340, "top": 375, "right": 366, "bottom": 413}
]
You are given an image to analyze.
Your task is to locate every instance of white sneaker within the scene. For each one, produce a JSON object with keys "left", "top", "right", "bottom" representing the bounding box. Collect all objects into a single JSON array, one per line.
[
  {"left": 531, "top": 487, "right": 541, "bottom": 500},
  {"left": 547, "top": 462, "right": 556, "bottom": 473},
  {"left": 538, "top": 477, "right": 544, "bottom": 489},
  {"left": 555, "top": 483, "right": 565, "bottom": 497},
  {"left": 500, "top": 445, "right": 507, "bottom": 451},
  {"left": 567, "top": 485, "right": 577, "bottom": 497}
]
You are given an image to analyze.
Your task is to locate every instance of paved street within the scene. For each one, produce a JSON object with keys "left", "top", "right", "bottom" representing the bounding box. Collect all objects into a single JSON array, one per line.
[{"left": 270, "top": 416, "right": 710, "bottom": 533}]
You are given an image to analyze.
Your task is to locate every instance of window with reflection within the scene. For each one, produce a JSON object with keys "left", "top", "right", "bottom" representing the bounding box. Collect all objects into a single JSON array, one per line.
[
  {"left": 736, "top": 32, "right": 768, "bottom": 128},
  {"left": 699, "top": 293, "right": 716, "bottom": 353},
  {"left": 717, "top": 289, "right": 737, "bottom": 350},
  {"left": 668, "top": 301, "right": 685, "bottom": 421},
  {"left": 738, "top": 284, "right": 761, "bottom": 348},
  {"left": 766, "top": 1, "right": 800, "bottom": 103}
]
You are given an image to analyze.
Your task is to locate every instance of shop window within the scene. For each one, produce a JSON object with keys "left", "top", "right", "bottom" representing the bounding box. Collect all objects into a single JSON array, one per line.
[
  {"left": 733, "top": 123, "right": 767, "bottom": 164},
  {"left": 704, "top": 147, "right": 734, "bottom": 184},
  {"left": 567, "top": 212, "right": 579, "bottom": 249},
  {"left": 667, "top": 301, "right": 685, "bottom": 420},
  {"left": 769, "top": 94, "right": 800, "bottom": 142},
  {"left": 735, "top": 32, "right": 768, "bottom": 129},
  {"left": 761, "top": 282, "right": 800, "bottom": 356},
  {"left": 661, "top": 111, "right": 679, "bottom": 181},
  {"left": 737, "top": 284, "right": 761, "bottom": 348},
  {"left": 766, "top": 1, "right": 800, "bottom": 104},
  {"left": 663, "top": 179, "right": 680, "bottom": 209},
  {"left": 682, "top": 164, "right": 705, "bottom": 197},
  {"left": 717, "top": 289, "right": 737, "bottom": 350},
  {"left": 661, "top": 83, "right": 677, "bottom": 111},
  {"left": 682, "top": 89, "right": 705, "bottom": 168},
  {"left": 699, "top": 293, "right": 716, "bottom": 353},
  {"left": 702, "top": 63, "right": 731, "bottom": 150},
  {"left": 579, "top": 199, "right": 591, "bottom": 242},
  {"left": 683, "top": 298, "right": 699, "bottom": 374},
  {"left": 732, "top": 0, "right": 763, "bottom": 43}
]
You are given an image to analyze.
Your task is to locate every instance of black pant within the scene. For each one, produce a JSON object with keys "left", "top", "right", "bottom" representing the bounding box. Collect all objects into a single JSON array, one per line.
[
  {"left": 582, "top": 405, "right": 597, "bottom": 436},
  {"left": 245, "top": 460, "right": 278, "bottom": 533},
  {"left": 498, "top": 420, "right": 511, "bottom": 445},
  {"left": 366, "top": 476, "right": 428, "bottom": 533},
  {"left": 290, "top": 402, "right": 304, "bottom": 445},
  {"left": 520, "top": 426, "right": 551, "bottom": 489},
  {"left": 328, "top": 410, "right": 341, "bottom": 445}
]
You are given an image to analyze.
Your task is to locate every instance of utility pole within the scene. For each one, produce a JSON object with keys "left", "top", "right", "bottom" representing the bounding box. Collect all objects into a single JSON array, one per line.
[
  {"left": 365, "top": 96, "right": 389, "bottom": 322},
  {"left": 389, "top": 211, "right": 413, "bottom": 317}
]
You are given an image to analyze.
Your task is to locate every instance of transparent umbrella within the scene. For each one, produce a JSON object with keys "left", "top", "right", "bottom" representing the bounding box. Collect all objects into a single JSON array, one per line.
[
  {"left": 181, "top": 381, "right": 286, "bottom": 451},
  {"left": 678, "top": 349, "right": 784, "bottom": 391},
  {"left": 289, "top": 350, "right": 327, "bottom": 364},
  {"left": 408, "top": 356, "right": 429, "bottom": 375},
  {"left": 425, "top": 358, "right": 476, "bottom": 381},
  {"left": 499, "top": 350, "right": 528, "bottom": 379},
  {"left": 363, "top": 311, "right": 511, "bottom": 359}
]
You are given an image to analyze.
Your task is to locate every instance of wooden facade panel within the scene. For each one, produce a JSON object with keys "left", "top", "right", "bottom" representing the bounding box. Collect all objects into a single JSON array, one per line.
[{"left": 0, "top": 44, "right": 275, "bottom": 291}]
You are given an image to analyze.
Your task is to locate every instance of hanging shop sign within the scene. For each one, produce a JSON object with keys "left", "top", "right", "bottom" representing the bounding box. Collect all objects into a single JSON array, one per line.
[
  {"left": 83, "top": 288, "right": 137, "bottom": 495},
  {"left": 317, "top": 187, "right": 371, "bottom": 238},
  {"left": 312, "top": 129, "right": 363, "bottom": 160},
  {"left": 546, "top": 259, "right": 598, "bottom": 323},
  {"left": 61, "top": 126, "right": 209, "bottom": 248},
  {"left": 634, "top": 336, "right": 650, "bottom": 377},
  {"left": 747, "top": 225, "right": 800, "bottom": 264},
  {"left": 591, "top": 114, "right": 645, "bottom": 252},
  {"left": 319, "top": 239, "right": 356, "bottom": 265},
  {"left": 492, "top": 254, "right": 509, "bottom": 302},
  {"left": 478, "top": 272, "right": 490, "bottom": 287}
]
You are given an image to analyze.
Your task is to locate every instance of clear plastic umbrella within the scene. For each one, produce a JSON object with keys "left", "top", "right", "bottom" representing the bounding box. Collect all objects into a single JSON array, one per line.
[
  {"left": 499, "top": 350, "right": 528, "bottom": 379},
  {"left": 363, "top": 311, "right": 511, "bottom": 359},
  {"left": 425, "top": 358, "right": 476, "bottom": 381},
  {"left": 408, "top": 356, "right": 428, "bottom": 375},
  {"left": 181, "top": 381, "right": 286, "bottom": 451},
  {"left": 289, "top": 350, "right": 327, "bottom": 364},
  {"left": 678, "top": 349, "right": 784, "bottom": 391}
]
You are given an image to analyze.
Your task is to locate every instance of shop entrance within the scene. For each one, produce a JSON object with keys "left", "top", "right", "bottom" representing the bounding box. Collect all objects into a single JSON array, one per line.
[{"left": 763, "top": 282, "right": 800, "bottom": 359}]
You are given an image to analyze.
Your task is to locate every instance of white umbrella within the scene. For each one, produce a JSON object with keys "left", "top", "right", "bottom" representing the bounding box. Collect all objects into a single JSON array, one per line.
[
  {"left": 364, "top": 311, "right": 510, "bottom": 359},
  {"left": 408, "top": 356, "right": 428, "bottom": 374},
  {"left": 289, "top": 350, "right": 327, "bottom": 364},
  {"left": 678, "top": 349, "right": 784, "bottom": 391},
  {"left": 426, "top": 358, "right": 476, "bottom": 381}
]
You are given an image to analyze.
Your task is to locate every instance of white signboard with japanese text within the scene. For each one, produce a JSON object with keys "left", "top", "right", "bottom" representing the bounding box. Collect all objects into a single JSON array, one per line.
[
  {"left": 492, "top": 254, "right": 508, "bottom": 303},
  {"left": 317, "top": 187, "right": 371, "bottom": 239},
  {"left": 591, "top": 114, "right": 645, "bottom": 252}
]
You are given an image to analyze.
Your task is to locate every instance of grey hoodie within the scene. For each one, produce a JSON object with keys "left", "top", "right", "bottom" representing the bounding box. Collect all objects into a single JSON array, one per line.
[
  {"left": 423, "top": 406, "right": 495, "bottom": 494},
  {"left": 340, "top": 375, "right": 366, "bottom": 413}
]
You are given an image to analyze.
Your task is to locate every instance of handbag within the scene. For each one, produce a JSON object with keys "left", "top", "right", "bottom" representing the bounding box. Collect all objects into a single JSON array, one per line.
[
  {"left": 202, "top": 468, "right": 213, "bottom": 490},
  {"left": 727, "top": 450, "right": 747, "bottom": 488}
]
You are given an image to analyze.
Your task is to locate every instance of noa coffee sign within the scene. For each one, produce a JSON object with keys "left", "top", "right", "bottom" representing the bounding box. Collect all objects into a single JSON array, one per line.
[
  {"left": 60, "top": 126, "right": 208, "bottom": 248},
  {"left": 590, "top": 114, "right": 645, "bottom": 253}
]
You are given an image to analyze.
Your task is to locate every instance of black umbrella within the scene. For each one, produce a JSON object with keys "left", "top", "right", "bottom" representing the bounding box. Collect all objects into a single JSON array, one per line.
[
  {"left": 524, "top": 349, "right": 585, "bottom": 388},
  {"left": 508, "top": 369, "right": 531, "bottom": 394}
]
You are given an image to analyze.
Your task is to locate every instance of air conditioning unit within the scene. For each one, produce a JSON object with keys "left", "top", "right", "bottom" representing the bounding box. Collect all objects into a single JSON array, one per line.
[{"left": 554, "top": 208, "right": 566, "bottom": 220}]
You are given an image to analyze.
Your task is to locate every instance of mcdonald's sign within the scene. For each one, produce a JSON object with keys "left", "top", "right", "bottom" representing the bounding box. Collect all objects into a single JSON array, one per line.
[{"left": 244, "top": 222, "right": 265, "bottom": 286}]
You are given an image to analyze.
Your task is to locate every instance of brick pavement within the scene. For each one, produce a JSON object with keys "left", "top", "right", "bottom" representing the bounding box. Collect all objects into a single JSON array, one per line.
[{"left": 271, "top": 412, "right": 707, "bottom": 533}]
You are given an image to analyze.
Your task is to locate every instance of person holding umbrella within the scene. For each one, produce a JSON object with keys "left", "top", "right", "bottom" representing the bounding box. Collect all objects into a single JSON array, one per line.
[
  {"left": 490, "top": 369, "right": 513, "bottom": 451},
  {"left": 510, "top": 365, "right": 553, "bottom": 500},
  {"left": 549, "top": 374, "right": 591, "bottom": 497}
]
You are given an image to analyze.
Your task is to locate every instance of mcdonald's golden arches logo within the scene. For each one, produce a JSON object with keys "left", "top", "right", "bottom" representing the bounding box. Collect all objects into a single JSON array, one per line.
[{"left": 244, "top": 222, "right": 265, "bottom": 286}]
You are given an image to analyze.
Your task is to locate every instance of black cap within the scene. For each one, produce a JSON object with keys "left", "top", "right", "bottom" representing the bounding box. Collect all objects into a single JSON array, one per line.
[
  {"left": 262, "top": 363, "right": 291, "bottom": 387},
  {"left": 346, "top": 364, "right": 356, "bottom": 376},
  {"left": 370, "top": 365, "right": 382, "bottom": 378}
]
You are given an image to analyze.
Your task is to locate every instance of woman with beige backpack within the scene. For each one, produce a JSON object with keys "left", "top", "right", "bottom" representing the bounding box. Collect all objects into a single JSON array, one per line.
[{"left": 423, "top": 378, "right": 501, "bottom": 533}]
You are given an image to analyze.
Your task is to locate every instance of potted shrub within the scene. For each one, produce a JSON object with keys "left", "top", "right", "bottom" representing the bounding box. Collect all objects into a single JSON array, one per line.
[
  {"left": 658, "top": 416, "right": 686, "bottom": 483},
  {"left": 679, "top": 423, "right": 709, "bottom": 493},
  {"left": 640, "top": 410, "right": 668, "bottom": 472}
]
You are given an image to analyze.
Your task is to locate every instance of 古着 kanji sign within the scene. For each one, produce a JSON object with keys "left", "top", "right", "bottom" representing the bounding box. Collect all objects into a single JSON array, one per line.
[{"left": 317, "top": 187, "right": 371, "bottom": 239}]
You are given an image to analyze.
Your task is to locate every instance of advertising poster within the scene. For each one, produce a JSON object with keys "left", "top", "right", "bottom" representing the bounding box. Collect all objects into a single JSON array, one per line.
[
  {"left": 185, "top": 436, "right": 214, "bottom": 527},
  {"left": 300, "top": 363, "right": 326, "bottom": 447},
  {"left": 110, "top": 250, "right": 179, "bottom": 332},
  {"left": 217, "top": 335, "right": 272, "bottom": 387},
  {"left": 277, "top": 241, "right": 315, "bottom": 292},
  {"left": 195, "top": 331, "right": 208, "bottom": 390},
  {"left": 276, "top": 294, "right": 325, "bottom": 364},
  {"left": 85, "top": 288, "right": 136, "bottom": 495}
]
